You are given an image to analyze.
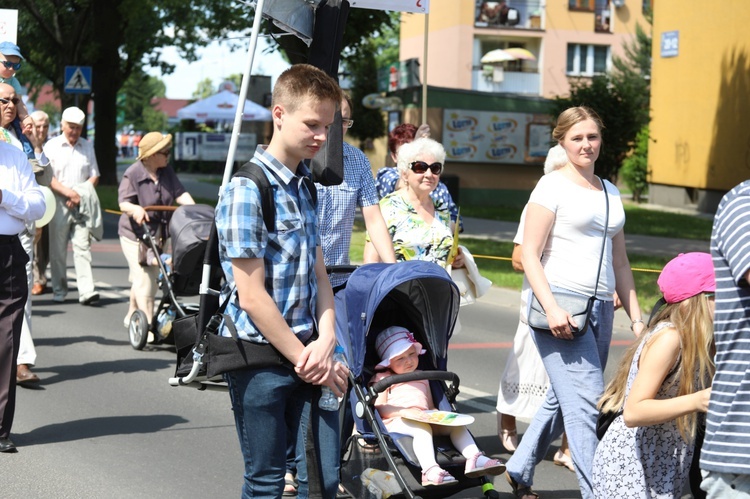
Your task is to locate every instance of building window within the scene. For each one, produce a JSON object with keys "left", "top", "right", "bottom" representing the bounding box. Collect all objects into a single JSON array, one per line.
[
  {"left": 569, "top": 0, "right": 594, "bottom": 12},
  {"left": 566, "top": 44, "right": 610, "bottom": 76}
]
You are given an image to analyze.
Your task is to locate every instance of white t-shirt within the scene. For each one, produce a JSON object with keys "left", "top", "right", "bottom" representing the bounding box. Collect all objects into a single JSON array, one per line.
[
  {"left": 527, "top": 170, "right": 625, "bottom": 300},
  {"left": 515, "top": 207, "right": 531, "bottom": 322}
]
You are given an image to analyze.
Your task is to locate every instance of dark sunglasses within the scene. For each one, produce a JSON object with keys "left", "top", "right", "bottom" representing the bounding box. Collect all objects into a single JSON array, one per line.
[
  {"left": 410, "top": 161, "right": 443, "bottom": 175},
  {"left": 155, "top": 150, "right": 171, "bottom": 157},
  {"left": 1, "top": 60, "right": 22, "bottom": 71},
  {"left": 0, "top": 96, "right": 20, "bottom": 106}
]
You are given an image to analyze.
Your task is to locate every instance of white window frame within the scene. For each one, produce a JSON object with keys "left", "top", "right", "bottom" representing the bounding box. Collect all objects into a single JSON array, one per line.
[{"left": 566, "top": 44, "right": 611, "bottom": 76}]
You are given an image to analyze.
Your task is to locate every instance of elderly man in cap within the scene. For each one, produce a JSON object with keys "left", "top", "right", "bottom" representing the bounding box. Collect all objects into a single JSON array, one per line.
[
  {"left": 44, "top": 106, "right": 102, "bottom": 305},
  {"left": 0, "top": 140, "right": 45, "bottom": 452}
]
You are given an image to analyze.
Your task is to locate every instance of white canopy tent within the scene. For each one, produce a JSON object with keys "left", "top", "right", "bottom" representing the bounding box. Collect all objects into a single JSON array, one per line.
[{"left": 176, "top": 90, "right": 272, "bottom": 123}]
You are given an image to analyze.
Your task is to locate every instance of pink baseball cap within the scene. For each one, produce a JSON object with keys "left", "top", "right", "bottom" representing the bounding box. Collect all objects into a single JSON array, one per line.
[
  {"left": 657, "top": 252, "right": 716, "bottom": 304},
  {"left": 375, "top": 326, "right": 425, "bottom": 370}
]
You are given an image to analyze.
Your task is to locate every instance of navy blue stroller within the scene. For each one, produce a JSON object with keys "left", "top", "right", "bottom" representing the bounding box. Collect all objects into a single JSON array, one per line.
[{"left": 335, "top": 261, "right": 500, "bottom": 499}]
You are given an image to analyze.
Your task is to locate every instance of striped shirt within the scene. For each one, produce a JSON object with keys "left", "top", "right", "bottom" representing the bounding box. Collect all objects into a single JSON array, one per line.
[
  {"left": 215, "top": 146, "right": 319, "bottom": 344},
  {"left": 316, "top": 142, "right": 378, "bottom": 287},
  {"left": 701, "top": 179, "right": 750, "bottom": 474}
]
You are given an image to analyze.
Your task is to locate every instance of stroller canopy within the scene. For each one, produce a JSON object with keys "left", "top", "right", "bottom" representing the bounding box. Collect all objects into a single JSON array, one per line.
[{"left": 336, "top": 261, "right": 460, "bottom": 378}]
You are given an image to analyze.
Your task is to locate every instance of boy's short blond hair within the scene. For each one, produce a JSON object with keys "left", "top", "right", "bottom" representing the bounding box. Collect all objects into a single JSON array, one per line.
[{"left": 272, "top": 64, "right": 342, "bottom": 113}]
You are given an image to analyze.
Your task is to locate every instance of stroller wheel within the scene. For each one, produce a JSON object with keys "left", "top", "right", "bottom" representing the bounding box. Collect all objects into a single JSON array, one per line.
[{"left": 128, "top": 310, "right": 150, "bottom": 350}]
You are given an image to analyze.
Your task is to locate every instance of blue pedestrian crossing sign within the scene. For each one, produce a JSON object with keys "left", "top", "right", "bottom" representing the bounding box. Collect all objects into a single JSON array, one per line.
[{"left": 64, "top": 66, "right": 92, "bottom": 94}]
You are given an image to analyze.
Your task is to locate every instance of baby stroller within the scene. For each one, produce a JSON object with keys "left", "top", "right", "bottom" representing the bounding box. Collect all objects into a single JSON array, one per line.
[
  {"left": 127, "top": 204, "right": 217, "bottom": 350},
  {"left": 336, "top": 261, "right": 500, "bottom": 499}
]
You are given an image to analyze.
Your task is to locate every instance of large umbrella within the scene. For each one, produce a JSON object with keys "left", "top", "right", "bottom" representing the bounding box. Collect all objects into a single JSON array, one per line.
[
  {"left": 176, "top": 90, "right": 272, "bottom": 123},
  {"left": 480, "top": 48, "right": 515, "bottom": 64},
  {"left": 504, "top": 47, "right": 537, "bottom": 61}
]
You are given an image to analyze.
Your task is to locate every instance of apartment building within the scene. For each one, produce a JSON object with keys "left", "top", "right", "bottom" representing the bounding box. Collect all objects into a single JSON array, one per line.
[{"left": 399, "top": 0, "right": 652, "bottom": 98}]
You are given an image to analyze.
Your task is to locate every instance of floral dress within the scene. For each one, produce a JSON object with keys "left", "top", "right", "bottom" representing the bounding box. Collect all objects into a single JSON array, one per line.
[
  {"left": 592, "top": 322, "right": 694, "bottom": 498},
  {"left": 378, "top": 191, "right": 453, "bottom": 267}
]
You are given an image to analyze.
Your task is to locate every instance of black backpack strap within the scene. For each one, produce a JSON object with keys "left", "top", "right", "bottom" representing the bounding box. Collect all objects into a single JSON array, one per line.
[
  {"left": 301, "top": 175, "right": 318, "bottom": 208},
  {"left": 234, "top": 161, "right": 276, "bottom": 233}
]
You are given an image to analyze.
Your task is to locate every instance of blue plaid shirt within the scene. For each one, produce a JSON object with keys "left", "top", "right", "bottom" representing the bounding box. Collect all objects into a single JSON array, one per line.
[
  {"left": 316, "top": 142, "right": 379, "bottom": 286},
  {"left": 375, "top": 166, "right": 462, "bottom": 231},
  {"left": 216, "top": 146, "right": 319, "bottom": 343}
]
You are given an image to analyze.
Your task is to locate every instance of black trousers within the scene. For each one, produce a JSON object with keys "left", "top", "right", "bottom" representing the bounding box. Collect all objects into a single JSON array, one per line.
[{"left": 0, "top": 234, "right": 29, "bottom": 438}]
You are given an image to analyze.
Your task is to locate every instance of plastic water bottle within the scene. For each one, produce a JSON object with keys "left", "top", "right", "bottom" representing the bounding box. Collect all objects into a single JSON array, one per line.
[
  {"left": 319, "top": 345, "right": 348, "bottom": 411},
  {"left": 156, "top": 308, "right": 176, "bottom": 337}
]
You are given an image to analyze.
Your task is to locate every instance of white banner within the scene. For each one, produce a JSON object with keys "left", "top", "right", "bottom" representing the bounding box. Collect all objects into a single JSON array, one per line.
[
  {"left": 175, "top": 132, "right": 257, "bottom": 162},
  {"left": 349, "top": 0, "right": 429, "bottom": 14},
  {"left": 0, "top": 9, "right": 18, "bottom": 44}
]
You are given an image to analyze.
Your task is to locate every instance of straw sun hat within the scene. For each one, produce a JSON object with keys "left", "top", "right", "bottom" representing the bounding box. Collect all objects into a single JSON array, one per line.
[{"left": 137, "top": 132, "right": 172, "bottom": 160}]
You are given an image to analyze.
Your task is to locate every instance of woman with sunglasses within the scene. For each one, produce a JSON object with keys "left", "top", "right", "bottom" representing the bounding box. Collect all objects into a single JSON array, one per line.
[
  {"left": 375, "top": 137, "right": 465, "bottom": 269},
  {"left": 117, "top": 132, "right": 195, "bottom": 330}
]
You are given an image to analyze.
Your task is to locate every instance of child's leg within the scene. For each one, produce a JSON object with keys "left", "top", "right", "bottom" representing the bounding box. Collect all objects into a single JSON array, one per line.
[
  {"left": 387, "top": 418, "right": 439, "bottom": 471},
  {"left": 448, "top": 426, "right": 481, "bottom": 459}
]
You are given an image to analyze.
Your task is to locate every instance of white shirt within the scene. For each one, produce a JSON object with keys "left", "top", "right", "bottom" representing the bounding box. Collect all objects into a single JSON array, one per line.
[
  {"left": 0, "top": 142, "right": 45, "bottom": 235},
  {"left": 528, "top": 170, "right": 625, "bottom": 299},
  {"left": 43, "top": 134, "right": 100, "bottom": 188}
]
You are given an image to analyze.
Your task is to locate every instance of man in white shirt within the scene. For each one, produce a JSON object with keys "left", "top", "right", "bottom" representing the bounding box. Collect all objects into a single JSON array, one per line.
[
  {"left": 0, "top": 141, "right": 45, "bottom": 452},
  {"left": 44, "top": 106, "right": 101, "bottom": 305}
]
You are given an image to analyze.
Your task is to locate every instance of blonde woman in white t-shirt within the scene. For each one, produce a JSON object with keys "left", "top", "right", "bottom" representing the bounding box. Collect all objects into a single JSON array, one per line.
[{"left": 504, "top": 107, "right": 644, "bottom": 499}]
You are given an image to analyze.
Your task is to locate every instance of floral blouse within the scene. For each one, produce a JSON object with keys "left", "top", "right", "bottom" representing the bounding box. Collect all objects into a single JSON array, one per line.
[{"left": 378, "top": 191, "right": 454, "bottom": 267}]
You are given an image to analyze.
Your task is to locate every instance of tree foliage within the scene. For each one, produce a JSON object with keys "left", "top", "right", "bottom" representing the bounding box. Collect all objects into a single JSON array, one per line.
[
  {"left": 8, "top": 0, "right": 259, "bottom": 184},
  {"left": 552, "top": 20, "right": 652, "bottom": 183},
  {"left": 121, "top": 69, "right": 167, "bottom": 132},
  {"left": 620, "top": 125, "right": 651, "bottom": 203},
  {"left": 192, "top": 78, "right": 215, "bottom": 100}
]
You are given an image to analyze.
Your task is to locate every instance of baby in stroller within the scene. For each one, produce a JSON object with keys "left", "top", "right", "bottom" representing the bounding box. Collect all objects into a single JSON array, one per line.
[{"left": 372, "top": 326, "right": 506, "bottom": 486}]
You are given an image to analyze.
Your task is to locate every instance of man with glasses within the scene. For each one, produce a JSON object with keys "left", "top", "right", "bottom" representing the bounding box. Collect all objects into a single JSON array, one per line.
[
  {"left": 44, "top": 106, "right": 102, "bottom": 305},
  {"left": 315, "top": 93, "right": 396, "bottom": 288}
]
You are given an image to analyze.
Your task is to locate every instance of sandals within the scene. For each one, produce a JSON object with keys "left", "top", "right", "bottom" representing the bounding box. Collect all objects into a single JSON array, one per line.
[
  {"left": 505, "top": 471, "right": 539, "bottom": 499},
  {"left": 464, "top": 452, "right": 506, "bottom": 478},
  {"left": 553, "top": 449, "right": 576, "bottom": 473},
  {"left": 421, "top": 465, "right": 456, "bottom": 486},
  {"left": 283, "top": 474, "right": 298, "bottom": 497},
  {"left": 500, "top": 428, "right": 518, "bottom": 452}
]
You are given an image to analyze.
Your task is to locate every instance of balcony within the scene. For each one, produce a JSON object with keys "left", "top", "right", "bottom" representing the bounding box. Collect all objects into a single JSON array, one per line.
[
  {"left": 474, "top": 1, "right": 544, "bottom": 30},
  {"left": 472, "top": 68, "right": 541, "bottom": 95}
]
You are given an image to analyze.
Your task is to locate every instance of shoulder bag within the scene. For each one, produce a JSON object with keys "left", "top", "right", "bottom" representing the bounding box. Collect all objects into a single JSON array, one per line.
[{"left": 527, "top": 178, "right": 609, "bottom": 337}]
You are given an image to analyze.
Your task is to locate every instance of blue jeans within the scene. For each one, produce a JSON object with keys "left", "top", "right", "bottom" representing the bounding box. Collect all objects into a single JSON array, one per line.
[
  {"left": 293, "top": 395, "right": 341, "bottom": 499},
  {"left": 701, "top": 470, "right": 750, "bottom": 498},
  {"left": 227, "top": 366, "right": 339, "bottom": 498},
  {"left": 506, "top": 296, "right": 613, "bottom": 499}
]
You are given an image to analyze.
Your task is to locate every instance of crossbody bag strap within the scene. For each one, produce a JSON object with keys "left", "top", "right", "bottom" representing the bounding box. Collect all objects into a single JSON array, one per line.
[{"left": 592, "top": 177, "right": 610, "bottom": 299}]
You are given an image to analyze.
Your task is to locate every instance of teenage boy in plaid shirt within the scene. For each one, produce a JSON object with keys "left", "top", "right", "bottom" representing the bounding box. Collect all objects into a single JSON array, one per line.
[{"left": 215, "top": 64, "right": 348, "bottom": 498}]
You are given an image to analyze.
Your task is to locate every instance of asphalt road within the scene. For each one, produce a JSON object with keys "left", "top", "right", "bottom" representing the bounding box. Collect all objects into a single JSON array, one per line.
[{"left": 3, "top": 220, "right": 648, "bottom": 499}]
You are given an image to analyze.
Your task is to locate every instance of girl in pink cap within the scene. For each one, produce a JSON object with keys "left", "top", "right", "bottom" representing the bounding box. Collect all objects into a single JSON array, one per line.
[
  {"left": 592, "top": 252, "right": 716, "bottom": 498},
  {"left": 372, "top": 326, "right": 505, "bottom": 486}
]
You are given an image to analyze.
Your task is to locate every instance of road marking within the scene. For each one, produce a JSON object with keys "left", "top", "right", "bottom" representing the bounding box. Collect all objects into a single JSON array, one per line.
[{"left": 455, "top": 385, "right": 497, "bottom": 413}]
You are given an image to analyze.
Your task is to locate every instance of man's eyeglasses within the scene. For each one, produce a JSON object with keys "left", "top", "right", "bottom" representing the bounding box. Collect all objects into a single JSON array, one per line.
[
  {"left": 410, "top": 161, "right": 443, "bottom": 175},
  {"left": 1, "top": 60, "right": 22, "bottom": 71},
  {"left": 0, "top": 97, "right": 19, "bottom": 106},
  {"left": 342, "top": 118, "right": 354, "bottom": 129}
]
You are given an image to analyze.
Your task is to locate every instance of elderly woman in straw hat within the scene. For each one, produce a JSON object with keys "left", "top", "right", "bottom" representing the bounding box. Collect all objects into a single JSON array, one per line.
[{"left": 117, "top": 132, "right": 194, "bottom": 328}]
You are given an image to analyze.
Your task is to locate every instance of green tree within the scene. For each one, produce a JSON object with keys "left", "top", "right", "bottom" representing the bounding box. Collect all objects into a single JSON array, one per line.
[
  {"left": 346, "top": 38, "right": 386, "bottom": 145},
  {"left": 620, "top": 125, "right": 651, "bottom": 203},
  {"left": 192, "top": 78, "right": 215, "bottom": 100},
  {"left": 9, "top": 0, "right": 264, "bottom": 184},
  {"left": 121, "top": 69, "right": 167, "bottom": 132}
]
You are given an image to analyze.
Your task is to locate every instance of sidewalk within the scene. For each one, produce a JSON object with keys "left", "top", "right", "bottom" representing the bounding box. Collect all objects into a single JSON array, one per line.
[{"left": 178, "top": 174, "right": 710, "bottom": 258}]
